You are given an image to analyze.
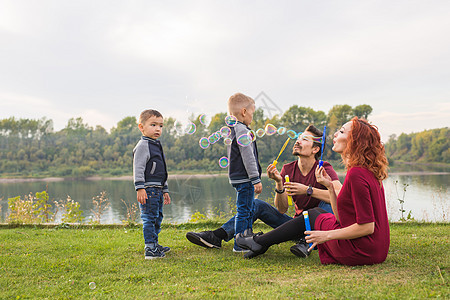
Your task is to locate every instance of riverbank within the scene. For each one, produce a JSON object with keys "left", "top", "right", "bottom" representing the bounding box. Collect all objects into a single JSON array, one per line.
[
  {"left": 1, "top": 170, "right": 449, "bottom": 183},
  {"left": 1, "top": 222, "right": 448, "bottom": 298}
]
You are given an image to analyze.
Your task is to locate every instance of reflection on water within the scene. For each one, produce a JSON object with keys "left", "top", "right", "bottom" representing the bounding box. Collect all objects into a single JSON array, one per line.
[{"left": 1, "top": 173, "right": 449, "bottom": 223}]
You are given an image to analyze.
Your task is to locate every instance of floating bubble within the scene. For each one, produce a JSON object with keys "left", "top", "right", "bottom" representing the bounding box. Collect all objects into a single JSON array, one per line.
[
  {"left": 248, "top": 130, "right": 256, "bottom": 142},
  {"left": 256, "top": 128, "right": 265, "bottom": 138},
  {"left": 237, "top": 133, "right": 252, "bottom": 147},
  {"left": 209, "top": 133, "right": 220, "bottom": 144},
  {"left": 174, "top": 120, "right": 183, "bottom": 134},
  {"left": 224, "top": 137, "right": 232, "bottom": 145},
  {"left": 218, "top": 156, "right": 229, "bottom": 168},
  {"left": 89, "top": 282, "right": 96, "bottom": 290},
  {"left": 220, "top": 126, "right": 231, "bottom": 137},
  {"left": 312, "top": 136, "right": 323, "bottom": 143},
  {"left": 277, "top": 127, "right": 287, "bottom": 135},
  {"left": 214, "top": 131, "right": 221, "bottom": 140},
  {"left": 287, "top": 130, "right": 298, "bottom": 139},
  {"left": 225, "top": 115, "right": 237, "bottom": 127},
  {"left": 185, "top": 122, "right": 196, "bottom": 135},
  {"left": 199, "top": 114, "right": 208, "bottom": 125},
  {"left": 265, "top": 124, "right": 277, "bottom": 136},
  {"left": 199, "top": 137, "right": 210, "bottom": 149}
]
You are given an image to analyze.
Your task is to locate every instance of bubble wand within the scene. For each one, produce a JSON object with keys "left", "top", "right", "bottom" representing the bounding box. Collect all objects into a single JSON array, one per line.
[
  {"left": 318, "top": 126, "right": 327, "bottom": 167},
  {"left": 284, "top": 175, "right": 293, "bottom": 206},
  {"left": 302, "top": 211, "right": 313, "bottom": 249},
  {"left": 272, "top": 137, "right": 291, "bottom": 167}
]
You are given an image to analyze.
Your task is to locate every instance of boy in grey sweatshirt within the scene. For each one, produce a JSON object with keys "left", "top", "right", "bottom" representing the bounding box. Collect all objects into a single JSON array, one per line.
[{"left": 133, "top": 109, "right": 171, "bottom": 259}]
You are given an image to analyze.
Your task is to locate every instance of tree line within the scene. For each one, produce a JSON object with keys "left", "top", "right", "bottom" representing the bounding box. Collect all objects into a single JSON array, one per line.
[
  {"left": 385, "top": 128, "right": 449, "bottom": 164},
  {"left": 0, "top": 103, "right": 445, "bottom": 178}
]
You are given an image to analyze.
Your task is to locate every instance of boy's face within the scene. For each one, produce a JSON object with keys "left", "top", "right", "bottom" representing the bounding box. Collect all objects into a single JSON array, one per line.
[
  {"left": 241, "top": 103, "right": 255, "bottom": 126},
  {"left": 139, "top": 116, "right": 164, "bottom": 139}
]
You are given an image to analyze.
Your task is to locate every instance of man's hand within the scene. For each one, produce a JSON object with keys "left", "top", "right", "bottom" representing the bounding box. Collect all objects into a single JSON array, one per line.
[
  {"left": 284, "top": 182, "right": 308, "bottom": 196},
  {"left": 163, "top": 193, "right": 171, "bottom": 205},
  {"left": 266, "top": 164, "right": 282, "bottom": 183},
  {"left": 137, "top": 189, "right": 147, "bottom": 204},
  {"left": 254, "top": 182, "right": 262, "bottom": 194}
]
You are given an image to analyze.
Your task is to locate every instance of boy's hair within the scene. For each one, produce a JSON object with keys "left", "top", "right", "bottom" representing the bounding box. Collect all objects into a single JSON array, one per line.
[
  {"left": 139, "top": 109, "right": 163, "bottom": 124},
  {"left": 305, "top": 124, "right": 323, "bottom": 160},
  {"left": 228, "top": 93, "right": 255, "bottom": 116}
]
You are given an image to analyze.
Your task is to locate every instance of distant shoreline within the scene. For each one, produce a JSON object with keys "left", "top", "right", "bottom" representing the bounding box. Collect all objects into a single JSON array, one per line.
[{"left": 0, "top": 171, "right": 448, "bottom": 183}]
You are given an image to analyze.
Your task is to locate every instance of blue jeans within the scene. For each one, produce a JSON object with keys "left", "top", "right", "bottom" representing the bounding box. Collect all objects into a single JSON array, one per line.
[
  {"left": 222, "top": 198, "right": 293, "bottom": 242},
  {"left": 140, "top": 187, "right": 164, "bottom": 245},
  {"left": 318, "top": 200, "right": 333, "bottom": 213},
  {"left": 233, "top": 182, "right": 255, "bottom": 236}
]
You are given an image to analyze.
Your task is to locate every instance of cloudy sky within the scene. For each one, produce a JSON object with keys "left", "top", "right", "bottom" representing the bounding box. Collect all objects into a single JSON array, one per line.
[{"left": 1, "top": 0, "right": 449, "bottom": 141}]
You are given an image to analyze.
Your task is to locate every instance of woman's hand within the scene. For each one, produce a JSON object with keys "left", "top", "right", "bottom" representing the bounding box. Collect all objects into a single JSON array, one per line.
[
  {"left": 266, "top": 164, "right": 282, "bottom": 183},
  {"left": 304, "top": 230, "right": 330, "bottom": 251},
  {"left": 315, "top": 165, "right": 333, "bottom": 189}
]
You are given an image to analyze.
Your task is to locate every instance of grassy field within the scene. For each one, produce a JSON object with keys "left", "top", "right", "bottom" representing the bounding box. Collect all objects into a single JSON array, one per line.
[{"left": 1, "top": 222, "right": 448, "bottom": 299}]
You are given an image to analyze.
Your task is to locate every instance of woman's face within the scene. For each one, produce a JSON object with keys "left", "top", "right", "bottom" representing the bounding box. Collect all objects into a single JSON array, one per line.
[{"left": 332, "top": 121, "right": 352, "bottom": 154}]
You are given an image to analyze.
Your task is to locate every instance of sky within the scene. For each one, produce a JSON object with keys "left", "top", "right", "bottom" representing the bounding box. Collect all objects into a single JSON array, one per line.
[{"left": 1, "top": 0, "right": 449, "bottom": 141}]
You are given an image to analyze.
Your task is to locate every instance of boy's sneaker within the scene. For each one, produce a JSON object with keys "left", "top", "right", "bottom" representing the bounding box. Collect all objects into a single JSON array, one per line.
[
  {"left": 157, "top": 244, "right": 171, "bottom": 253},
  {"left": 186, "top": 231, "right": 222, "bottom": 249},
  {"left": 233, "top": 244, "right": 250, "bottom": 253},
  {"left": 145, "top": 247, "right": 166, "bottom": 259}
]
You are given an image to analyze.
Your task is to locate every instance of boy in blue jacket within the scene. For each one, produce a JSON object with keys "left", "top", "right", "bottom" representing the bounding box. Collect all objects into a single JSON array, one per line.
[
  {"left": 227, "top": 93, "right": 262, "bottom": 252},
  {"left": 133, "top": 109, "right": 171, "bottom": 259}
]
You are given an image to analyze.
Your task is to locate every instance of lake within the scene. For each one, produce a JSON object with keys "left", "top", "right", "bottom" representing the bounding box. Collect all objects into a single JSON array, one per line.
[{"left": 1, "top": 172, "right": 449, "bottom": 223}]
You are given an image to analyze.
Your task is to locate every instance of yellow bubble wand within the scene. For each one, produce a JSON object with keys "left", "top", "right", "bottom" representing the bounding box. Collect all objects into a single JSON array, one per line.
[
  {"left": 272, "top": 137, "right": 291, "bottom": 167},
  {"left": 272, "top": 137, "right": 293, "bottom": 206}
]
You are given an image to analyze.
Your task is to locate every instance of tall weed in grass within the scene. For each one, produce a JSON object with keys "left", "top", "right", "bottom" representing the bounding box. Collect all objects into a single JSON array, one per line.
[{"left": 90, "top": 191, "right": 110, "bottom": 224}]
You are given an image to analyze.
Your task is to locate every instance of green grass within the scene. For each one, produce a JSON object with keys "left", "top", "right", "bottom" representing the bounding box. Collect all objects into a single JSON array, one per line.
[{"left": 1, "top": 222, "right": 448, "bottom": 299}]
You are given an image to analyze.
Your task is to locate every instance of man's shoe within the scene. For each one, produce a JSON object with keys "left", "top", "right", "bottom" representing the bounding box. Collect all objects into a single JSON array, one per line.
[
  {"left": 156, "top": 244, "right": 171, "bottom": 253},
  {"left": 290, "top": 241, "right": 311, "bottom": 258},
  {"left": 235, "top": 229, "right": 267, "bottom": 254},
  {"left": 145, "top": 247, "right": 166, "bottom": 259},
  {"left": 186, "top": 231, "right": 222, "bottom": 249}
]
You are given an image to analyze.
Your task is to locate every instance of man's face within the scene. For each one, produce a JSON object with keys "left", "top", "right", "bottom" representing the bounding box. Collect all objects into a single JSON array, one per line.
[{"left": 292, "top": 130, "right": 319, "bottom": 158}]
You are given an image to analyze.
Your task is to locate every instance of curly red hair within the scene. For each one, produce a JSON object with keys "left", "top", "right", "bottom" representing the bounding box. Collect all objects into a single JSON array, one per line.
[{"left": 343, "top": 117, "right": 388, "bottom": 182}]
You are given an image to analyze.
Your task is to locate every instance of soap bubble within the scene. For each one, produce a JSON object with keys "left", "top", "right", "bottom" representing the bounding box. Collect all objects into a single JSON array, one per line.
[
  {"left": 224, "top": 137, "right": 232, "bottom": 145},
  {"left": 277, "top": 127, "right": 287, "bottom": 135},
  {"left": 312, "top": 136, "right": 323, "bottom": 143},
  {"left": 237, "top": 133, "right": 252, "bottom": 147},
  {"left": 185, "top": 122, "right": 196, "bottom": 135},
  {"left": 199, "top": 137, "right": 210, "bottom": 149},
  {"left": 218, "top": 156, "right": 229, "bottom": 168},
  {"left": 198, "top": 114, "right": 208, "bottom": 125},
  {"left": 89, "top": 282, "right": 96, "bottom": 289},
  {"left": 248, "top": 130, "right": 256, "bottom": 142},
  {"left": 265, "top": 124, "right": 277, "bottom": 136},
  {"left": 287, "top": 130, "right": 298, "bottom": 139},
  {"left": 214, "top": 131, "right": 221, "bottom": 140},
  {"left": 208, "top": 133, "right": 220, "bottom": 144},
  {"left": 225, "top": 115, "right": 237, "bottom": 127},
  {"left": 174, "top": 120, "right": 183, "bottom": 134},
  {"left": 220, "top": 126, "right": 231, "bottom": 137},
  {"left": 256, "top": 128, "right": 265, "bottom": 138}
]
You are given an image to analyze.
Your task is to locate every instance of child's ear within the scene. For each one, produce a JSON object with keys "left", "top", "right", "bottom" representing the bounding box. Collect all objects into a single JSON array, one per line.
[
  {"left": 241, "top": 107, "right": 247, "bottom": 117},
  {"left": 138, "top": 123, "right": 144, "bottom": 131}
]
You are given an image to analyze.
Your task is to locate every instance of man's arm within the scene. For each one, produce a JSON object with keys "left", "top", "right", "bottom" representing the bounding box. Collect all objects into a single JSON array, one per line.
[
  {"left": 267, "top": 164, "right": 289, "bottom": 214},
  {"left": 284, "top": 180, "right": 342, "bottom": 203}
]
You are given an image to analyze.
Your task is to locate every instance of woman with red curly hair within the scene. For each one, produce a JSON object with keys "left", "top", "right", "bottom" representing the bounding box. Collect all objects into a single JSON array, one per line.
[{"left": 236, "top": 117, "right": 390, "bottom": 265}]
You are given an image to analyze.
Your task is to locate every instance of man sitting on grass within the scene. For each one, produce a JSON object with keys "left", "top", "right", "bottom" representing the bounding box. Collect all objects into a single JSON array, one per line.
[{"left": 186, "top": 125, "right": 342, "bottom": 258}]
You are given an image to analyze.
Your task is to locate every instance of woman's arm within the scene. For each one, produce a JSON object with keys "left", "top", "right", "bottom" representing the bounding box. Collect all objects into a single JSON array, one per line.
[
  {"left": 305, "top": 222, "right": 375, "bottom": 251},
  {"left": 315, "top": 166, "right": 340, "bottom": 221}
]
